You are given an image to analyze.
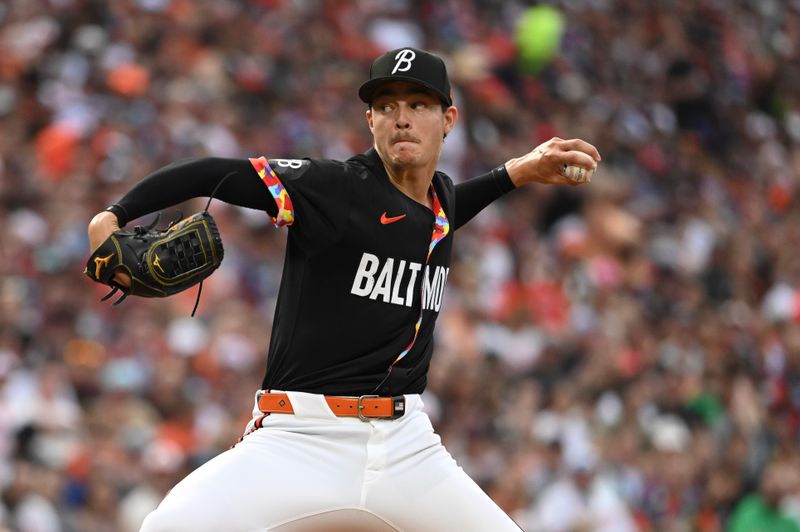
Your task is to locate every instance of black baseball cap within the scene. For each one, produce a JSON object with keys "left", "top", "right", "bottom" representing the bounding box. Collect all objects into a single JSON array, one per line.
[{"left": 359, "top": 47, "right": 453, "bottom": 107}]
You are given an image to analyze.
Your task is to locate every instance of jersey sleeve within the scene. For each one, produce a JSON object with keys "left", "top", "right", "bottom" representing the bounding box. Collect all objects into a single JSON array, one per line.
[
  {"left": 249, "top": 156, "right": 352, "bottom": 252},
  {"left": 114, "top": 157, "right": 278, "bottom": 225},
  {"left": 453, "top": 166, "right": 516, "bottom": 231}
]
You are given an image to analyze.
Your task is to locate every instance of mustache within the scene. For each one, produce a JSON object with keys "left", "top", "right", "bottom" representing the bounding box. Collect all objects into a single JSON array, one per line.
[{"left": 391, "top": 134, "right": 420, "bottom": 144}]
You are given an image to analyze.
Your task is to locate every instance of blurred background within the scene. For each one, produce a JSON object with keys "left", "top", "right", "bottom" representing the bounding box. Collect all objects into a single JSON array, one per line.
[{"left": 2, "top": 0, "right": 800, "bottom": 530}]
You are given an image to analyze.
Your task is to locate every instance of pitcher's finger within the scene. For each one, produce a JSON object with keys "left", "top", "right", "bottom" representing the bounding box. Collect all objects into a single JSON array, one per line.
[
  {"left": 558, "top": 139, "right": 602, "bottom": 161},
  {"left": 561, "top": 151, "right": 598, "bottom": 170}
]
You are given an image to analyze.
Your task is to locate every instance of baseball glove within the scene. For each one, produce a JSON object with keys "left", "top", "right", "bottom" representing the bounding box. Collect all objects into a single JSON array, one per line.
[{"left": 85, "top": 211, "right": 224, "bottom": 313}]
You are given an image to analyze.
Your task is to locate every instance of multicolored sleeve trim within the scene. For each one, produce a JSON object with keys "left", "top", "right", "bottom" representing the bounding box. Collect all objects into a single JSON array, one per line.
[{"left": 249, "top": 156, "right": 295, "bottom": 227}]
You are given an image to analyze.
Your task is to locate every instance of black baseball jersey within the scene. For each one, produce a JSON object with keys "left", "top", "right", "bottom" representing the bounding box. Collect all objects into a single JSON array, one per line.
[
  {"left": 112, "top": 149, "right": 515, "bottom": 397},
  {"left": 250, "top": 149, "right": 453, "bottom": 396}
]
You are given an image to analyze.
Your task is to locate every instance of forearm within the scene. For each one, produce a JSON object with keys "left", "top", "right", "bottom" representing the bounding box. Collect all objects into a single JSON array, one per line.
[
  {"left": 453, "top": 165, "right": 516, "bottom": 231},
  {"left": 108, "top": 157, "right": 274, "bottom": 225}
]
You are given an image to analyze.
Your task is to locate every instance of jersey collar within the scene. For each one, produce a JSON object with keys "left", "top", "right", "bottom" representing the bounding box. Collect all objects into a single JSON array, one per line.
[{"left": 357, "top": 148, "right": 444, "bottom": 211}]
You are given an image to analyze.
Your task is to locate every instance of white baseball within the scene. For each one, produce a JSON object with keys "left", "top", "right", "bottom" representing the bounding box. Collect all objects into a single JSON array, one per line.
[{"left": 560, "top": 164, "right": 594, "bottom": 183}]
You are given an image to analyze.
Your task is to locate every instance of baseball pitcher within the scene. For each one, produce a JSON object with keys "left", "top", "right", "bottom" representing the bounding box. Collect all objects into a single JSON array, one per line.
[{"left": 86, "top": 47, "right": 600, "bottom": 531}]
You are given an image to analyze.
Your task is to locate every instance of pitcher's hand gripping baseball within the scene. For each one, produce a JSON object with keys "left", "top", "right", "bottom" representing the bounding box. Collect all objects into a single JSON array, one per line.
[{"left": 505, "top": 137, "right": 600, "bottom": 187}]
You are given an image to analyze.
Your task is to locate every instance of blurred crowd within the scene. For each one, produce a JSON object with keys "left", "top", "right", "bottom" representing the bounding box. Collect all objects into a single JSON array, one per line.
[{"left": 2, "top": 0, "right": 800, "bottom": 530}]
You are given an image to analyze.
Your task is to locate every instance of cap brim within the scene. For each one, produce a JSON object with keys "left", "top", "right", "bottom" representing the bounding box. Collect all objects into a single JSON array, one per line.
[{"left": 358, "top": 76, "right": 452, "bottom": 106}]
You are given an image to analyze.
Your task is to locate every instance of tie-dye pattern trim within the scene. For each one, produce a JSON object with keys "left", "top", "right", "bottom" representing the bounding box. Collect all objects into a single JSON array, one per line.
[
  {"left": 392, "top": 188, "right": 450, "bottom": 365},
  {"left": 249, "top": 156, "right": 295, "bottom": 227}
]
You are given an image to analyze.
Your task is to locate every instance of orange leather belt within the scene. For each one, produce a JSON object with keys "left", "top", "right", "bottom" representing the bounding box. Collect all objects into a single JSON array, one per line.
[{"left": 258, "top": 392, "right": 406, "bottom": 421}]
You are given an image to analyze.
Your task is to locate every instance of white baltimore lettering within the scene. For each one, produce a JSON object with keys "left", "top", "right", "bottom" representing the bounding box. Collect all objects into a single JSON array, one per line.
[
  {"left": 422, "top": 265, "right": 435, "bottom": 310},
  {"left": 422, "top": 265, "right": 449, "bottom": 312},
  {"left": 391, "top": 260, "right": 407, "bottom": 305},
  {"left": 350, "top": 253, "right": 380, "bottom": 296},
  {"left": 350, "top": 253, "right": 444, "bottom": 310},
  {"left": 405, "top": 262, "right": 422, "bottom": 307},
  {"left": 434, "top": 267, "right": 450, "bottom": 310},
  {"left": 369, "top": 258, "right": 394, "bottom": 302}
]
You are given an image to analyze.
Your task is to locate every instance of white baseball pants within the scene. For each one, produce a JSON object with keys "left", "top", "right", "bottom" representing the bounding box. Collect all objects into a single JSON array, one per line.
[{"left": 140, "top": 391, "right": 521, "bottom": 531}]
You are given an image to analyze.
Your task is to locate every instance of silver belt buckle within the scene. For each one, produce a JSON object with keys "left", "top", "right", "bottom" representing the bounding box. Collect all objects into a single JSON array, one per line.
[{"left": 357, "top": 394, "right": 379, "bottom": 421}]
